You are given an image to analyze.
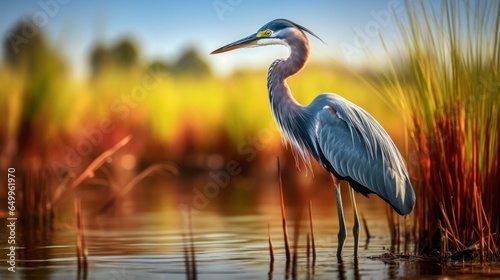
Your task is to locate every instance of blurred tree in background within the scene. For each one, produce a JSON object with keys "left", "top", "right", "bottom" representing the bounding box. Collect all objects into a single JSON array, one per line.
[
  {"left": 89, "top": 39, "right": 209, "bottom": 78},
  {"left": 147, "top": 60, "right": 171, "bottom": 74},
  {"left": 89, "top": 44, "right": 110, "bottom": 77},
  {"left": 89, "top": 38, "right": 139, "bottom": 77},
  {"left": 172, "top": 47, "right": 212, "bottom": 78},
  {"left": 3, "top": 19, "right": 66, "bottom": 165},
  {"left": 113, "top": 39, "right": 139, "bottom": 69}
]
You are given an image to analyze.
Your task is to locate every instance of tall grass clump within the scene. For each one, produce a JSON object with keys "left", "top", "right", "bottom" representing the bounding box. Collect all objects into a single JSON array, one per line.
[{"left": 373, "top": 0, "right": 500, "bottom": 260}]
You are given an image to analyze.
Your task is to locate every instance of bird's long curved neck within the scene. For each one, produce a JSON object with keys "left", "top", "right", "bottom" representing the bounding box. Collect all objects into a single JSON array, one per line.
[
  {"left": 267, "top": 32, "right": 310, "bottom": 108},
  {"left": 268, "top": 31, "right": 316, "bottom": 168}
]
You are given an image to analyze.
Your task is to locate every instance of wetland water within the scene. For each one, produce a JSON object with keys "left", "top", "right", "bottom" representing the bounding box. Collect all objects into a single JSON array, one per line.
[{"left": 1, "top": 176, "right": 499, "bottom": 279}]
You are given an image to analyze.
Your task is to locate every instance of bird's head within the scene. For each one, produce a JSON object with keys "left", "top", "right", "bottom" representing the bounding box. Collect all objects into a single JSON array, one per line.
[{"left": 210, "top": 18, "right": 322, "bottom": 54}]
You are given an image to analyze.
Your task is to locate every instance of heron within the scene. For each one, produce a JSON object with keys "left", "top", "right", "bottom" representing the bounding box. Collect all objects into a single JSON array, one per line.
[{"left": 211, "top": 18, "right": 415, "bottom": 258}]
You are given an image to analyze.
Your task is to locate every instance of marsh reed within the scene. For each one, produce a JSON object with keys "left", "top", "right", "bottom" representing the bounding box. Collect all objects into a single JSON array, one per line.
[
  {"left": 74, "top": 198, "right": 88, "bottom": 276},
  {"left": 95, "top": 162, "right": 178, "bottom": 215},
  {"left": 182, "top": 208, "right": 197, "bottom": 280},
  {"left": 370, "top": 0, "right": 500, "bottom": 260},
  {"left": 277, "top": 158, "right": 291, "bottom": 263},
  {"left": 270, "top": 157, "right": 317, "bottom": 278},
  {"left": 308, "top": 200, "right": 316, "bottom": 262},
  {"left": 17, "top": 134, "right": 177, "bottom": 231},
  {"left": 16, "top": 135, "right": 133, "bottom": 228},
  {"left": 268, "top": 223, "right": 275, "bottom": 263}
]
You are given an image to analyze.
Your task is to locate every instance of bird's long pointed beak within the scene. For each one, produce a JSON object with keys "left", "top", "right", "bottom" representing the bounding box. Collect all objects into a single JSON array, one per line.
[{"left": 210, "top": 33, "right": 259, "bottom": 54}]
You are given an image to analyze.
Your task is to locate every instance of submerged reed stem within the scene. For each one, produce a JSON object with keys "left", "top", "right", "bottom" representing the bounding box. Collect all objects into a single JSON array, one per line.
[
  {"left": 306, "top": 232, "right": 310, "bottom": 266},
  {"left": 268, "top": 223, "right": 275, "bottom": 263},
  {"left": 182, "top": 231, "right": 191, "bottom": 279},
  {"left": 308, "top": 200, "right": 316, "bottom": 261},
  {"left": 74, "top": 198, "right": 87, "bottom": 275},
  {"left": 277, "top": 157, "right": 291, "bottom": 263},
  {"left": 361, "top": 213, "right": 371, "bottom": 241},
  {"left": 188, "top": 209, "right": 197, "bottom": 280}
]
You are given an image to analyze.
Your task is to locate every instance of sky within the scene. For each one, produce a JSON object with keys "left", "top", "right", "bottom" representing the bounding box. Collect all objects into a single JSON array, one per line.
[{"left": 0, "top": 0, "right": 408, "bottom": 78}]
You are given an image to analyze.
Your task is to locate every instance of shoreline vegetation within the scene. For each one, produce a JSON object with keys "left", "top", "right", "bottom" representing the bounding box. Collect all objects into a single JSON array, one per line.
[{"left": 368, "top": 0, "right": 500, "bottom": 261}]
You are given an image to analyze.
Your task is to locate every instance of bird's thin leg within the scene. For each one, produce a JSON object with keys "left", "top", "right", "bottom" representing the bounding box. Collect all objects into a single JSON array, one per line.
[
  {"left": 332, "top": 175, "right": 346, "bottom": 258},
  {"left": 348, "top": 186, "right": 359, "bottom": 257}
]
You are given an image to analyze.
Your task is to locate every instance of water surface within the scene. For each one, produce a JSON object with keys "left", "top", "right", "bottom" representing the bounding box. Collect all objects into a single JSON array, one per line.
[{"left": 1, "top": 176, "right": 499, "bottom": 279}]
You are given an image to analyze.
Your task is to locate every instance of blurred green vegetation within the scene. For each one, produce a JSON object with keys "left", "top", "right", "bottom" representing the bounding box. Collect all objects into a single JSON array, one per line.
[{"left": 0, "top": 18, "right": 401, "bottom": 173}]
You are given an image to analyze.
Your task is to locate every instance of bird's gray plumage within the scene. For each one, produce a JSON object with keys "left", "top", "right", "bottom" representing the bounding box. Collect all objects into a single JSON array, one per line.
[{"left": 312, "top": 94, "right": 415, "bottom": 215}]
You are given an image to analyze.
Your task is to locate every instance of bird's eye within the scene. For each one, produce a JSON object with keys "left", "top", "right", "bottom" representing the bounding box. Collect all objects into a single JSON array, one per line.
[{"left": 258, "top": 29, "right": 273, "bottom": 37}]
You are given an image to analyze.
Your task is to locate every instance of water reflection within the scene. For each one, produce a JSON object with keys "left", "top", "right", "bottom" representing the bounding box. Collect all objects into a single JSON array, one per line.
[
  {"left": 267, "top": 258, "right": 273, "bottom": 280},
  {"left": 318, "top": 257, "right": 361, "bottom": 280},
  {"left": 1, "top": 176, "right": 499, "bottom": 279},
  {"left": 337, "top": 257, "right": 346, "bottom": 280}
]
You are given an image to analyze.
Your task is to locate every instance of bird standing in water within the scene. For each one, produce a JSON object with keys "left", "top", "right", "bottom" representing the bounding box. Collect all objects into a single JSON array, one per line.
[{"left": 211, "top": 18, "right": 415, "bottom": 258}]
